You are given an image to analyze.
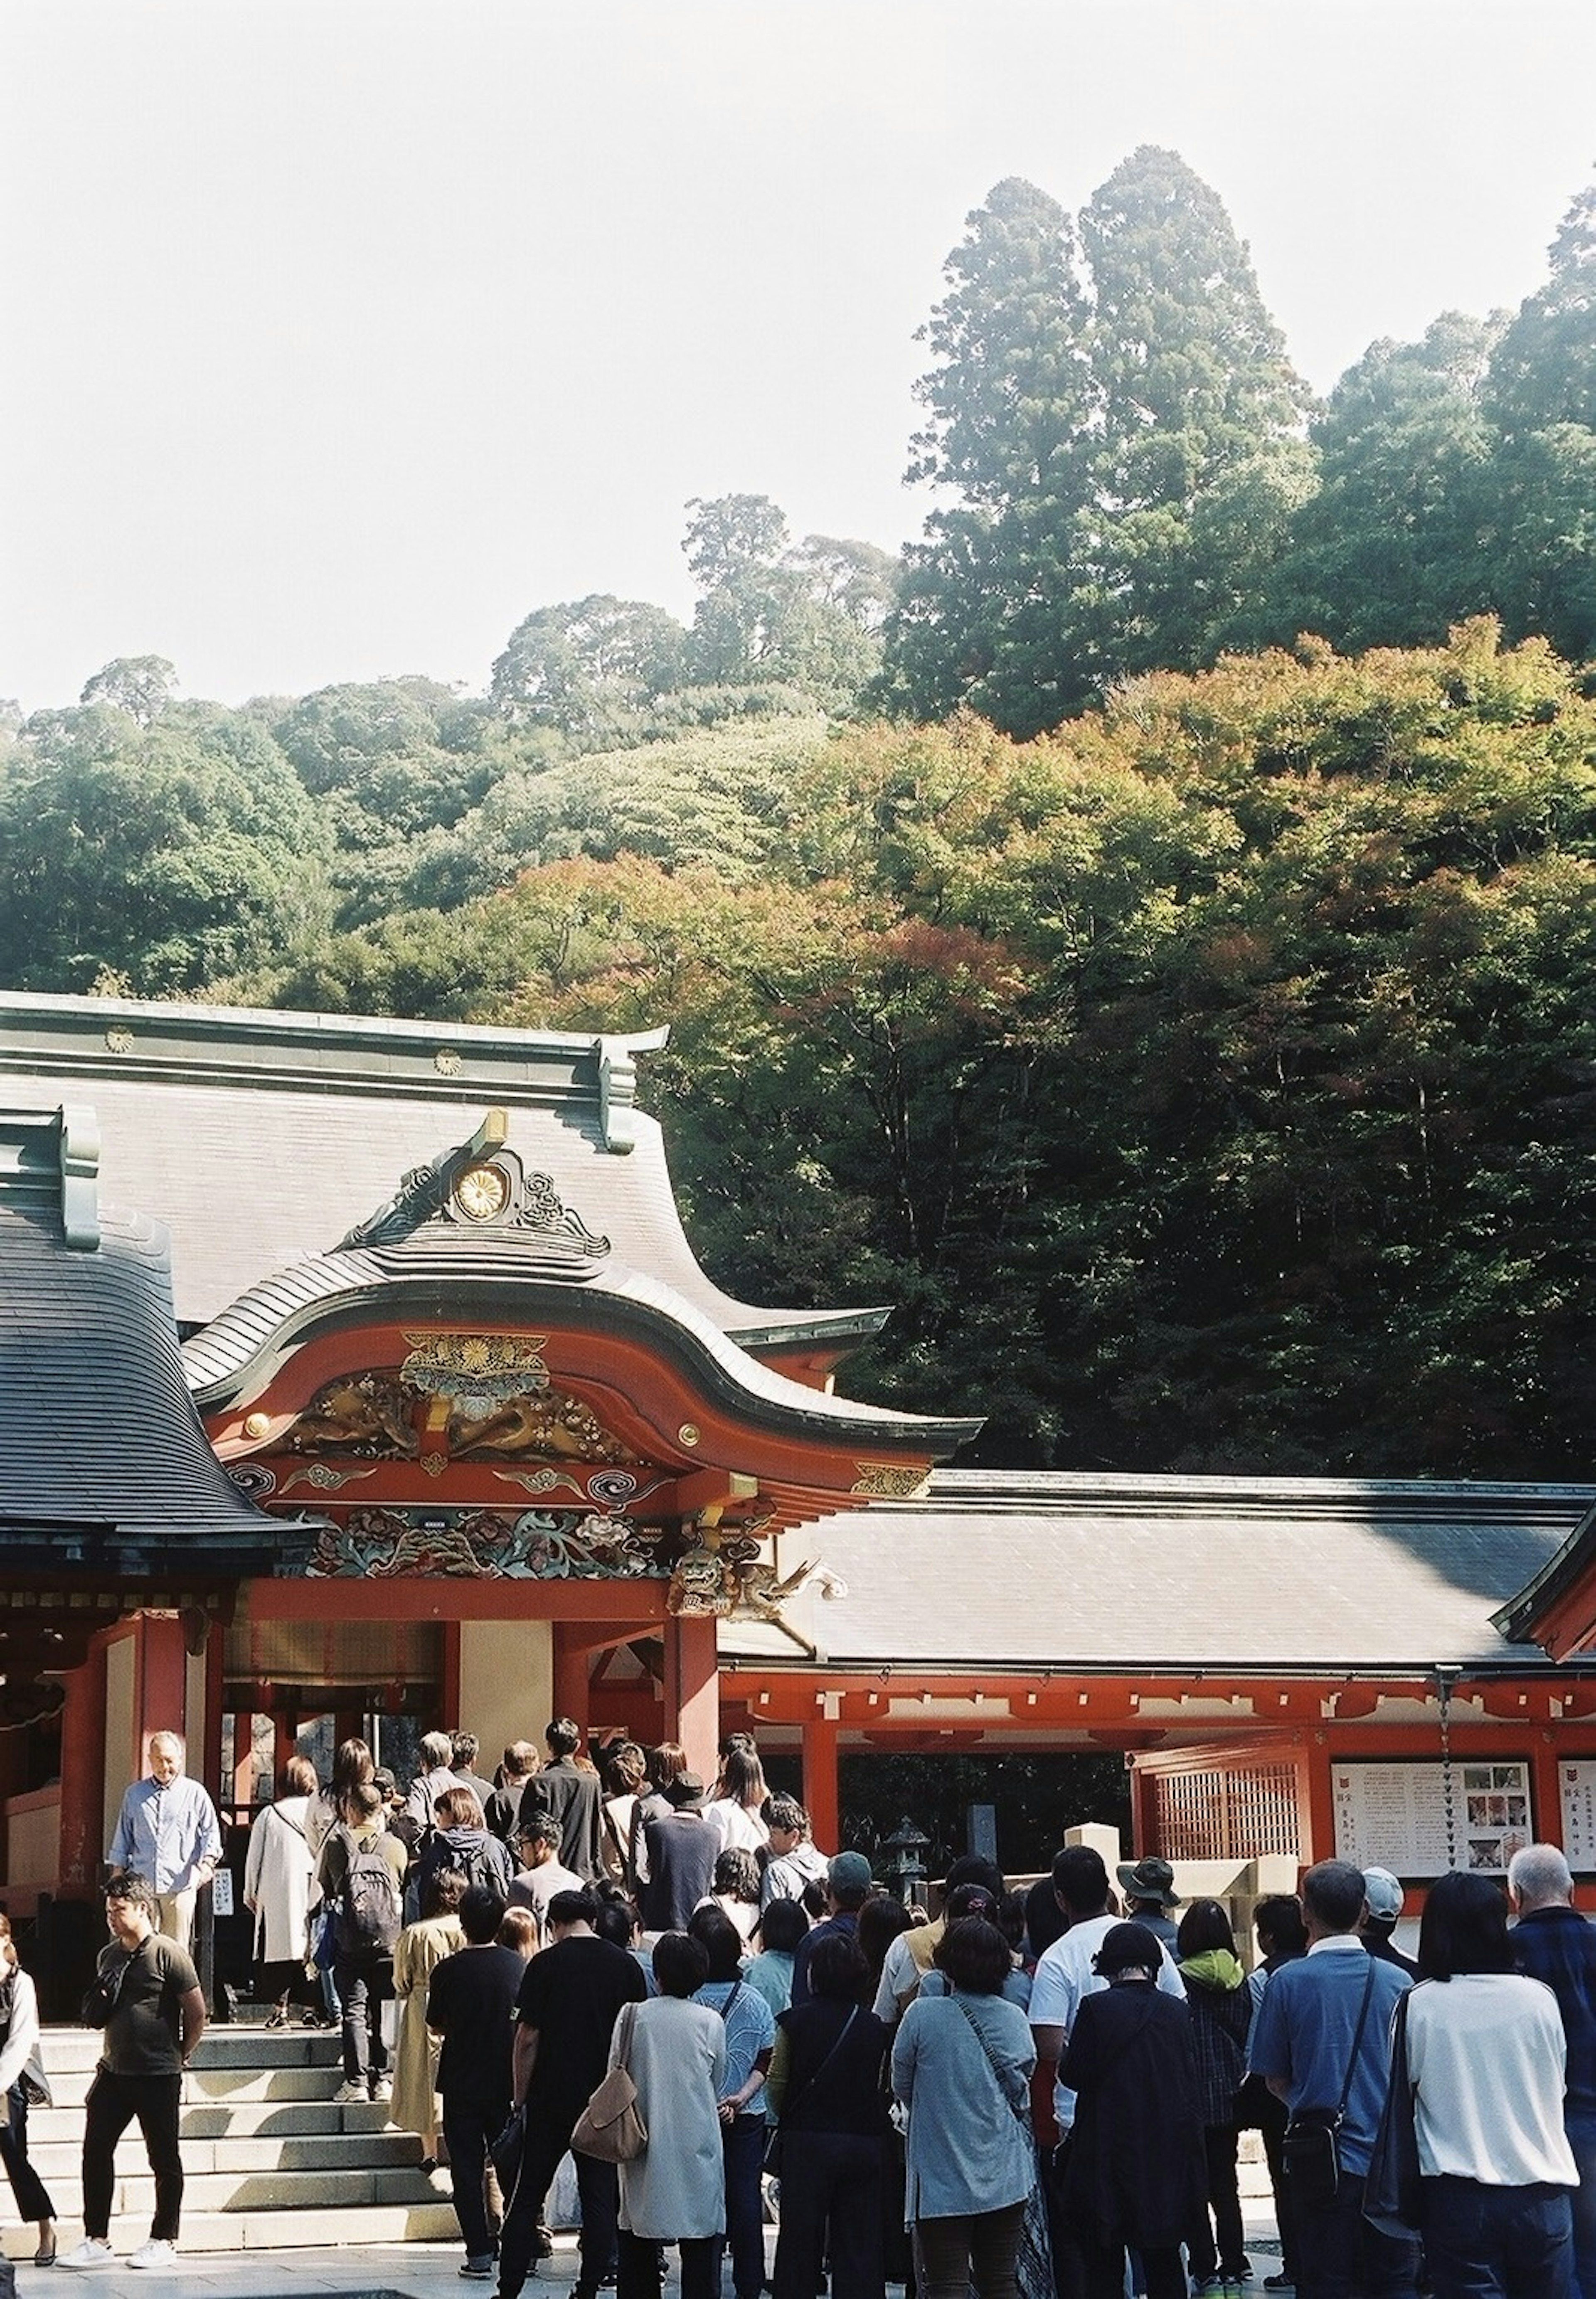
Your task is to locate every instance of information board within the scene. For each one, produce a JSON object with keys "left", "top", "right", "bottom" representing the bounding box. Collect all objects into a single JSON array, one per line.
[
  {"left": 1331, "top": 1759, "right": 1531, "bottom": 1878},
  {"left": 1559, "top": 1763, "right": 1596, "bottom": 1872}
]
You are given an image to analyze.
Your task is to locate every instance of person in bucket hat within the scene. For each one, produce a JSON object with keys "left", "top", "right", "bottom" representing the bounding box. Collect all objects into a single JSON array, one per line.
[{"left": 1116, "top": 1855, "right": 1180, "bottom": 1951}]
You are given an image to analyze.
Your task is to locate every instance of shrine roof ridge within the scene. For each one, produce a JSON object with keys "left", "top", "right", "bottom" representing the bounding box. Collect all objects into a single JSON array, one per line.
[{"left": 0, "top": 989, "right": 668, "bottom": 1119}]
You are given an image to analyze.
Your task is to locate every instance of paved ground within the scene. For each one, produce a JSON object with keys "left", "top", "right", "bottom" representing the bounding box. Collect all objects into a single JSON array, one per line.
[{"left": 13, "top": 2209, "right": 1292, "bottom": 2297}]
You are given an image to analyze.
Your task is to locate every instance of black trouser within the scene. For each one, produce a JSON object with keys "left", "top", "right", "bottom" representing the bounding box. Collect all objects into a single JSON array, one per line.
[
  {"left": 82, "top": 2070, "right": 183, "bottom": 2242},
  {"left": 1187, "top": 2121, "right": 1246, "bottom": 2282},
  {"left": 0, "top": 2084, "right": 56, "bottom": 2225},
  {"left": 334, "top": 1947, "right": 392, "bottom": 2087},
  {"left": 498, "top": 2106, "right": 620, "bottom": 2299},
  {"left": 443, "top": 2094, "right": 509, "bottom": 2263},
  {"left": 771, "top": 2129, "right": 884, "bottom": 2299},
  {"left": 619, "top": 2228, "right": 715, "bottom": 2299},
  {"left": 1042, "top": 2136, "right": 1086, "bottom": 2299},
  {"left": 1073, "top": 2227, "right": 1185, "bottom": 2299},
  {"left": 916, "top": 2200, "right": 1025, "bottom": 2299}
]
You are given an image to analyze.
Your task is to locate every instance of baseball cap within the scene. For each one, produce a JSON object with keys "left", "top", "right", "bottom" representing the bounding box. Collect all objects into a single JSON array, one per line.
[{"left": 1362, "top": 1867, "right": 1404, "bottom": 1921}]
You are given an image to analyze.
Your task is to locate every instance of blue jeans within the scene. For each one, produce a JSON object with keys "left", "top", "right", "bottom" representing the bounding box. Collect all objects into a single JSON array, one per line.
[
  {"left": 1567, "top": 2114, "right": 1596, "bottom": 2299},
  {"left": 716, "top": 2115, "right": 767, "bottom": 2299},
  {"left": 1419, "top": 2173, "right": 1574, "bottom": 2299},
  {"left": 1292, "top": 2167, "right": 1419, "bottom": 2299}
]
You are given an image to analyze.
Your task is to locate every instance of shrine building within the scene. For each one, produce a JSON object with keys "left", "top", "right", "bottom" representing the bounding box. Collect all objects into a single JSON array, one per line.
[{"left": 2, "top": 988, "right": 1596, "bottom": 1977}]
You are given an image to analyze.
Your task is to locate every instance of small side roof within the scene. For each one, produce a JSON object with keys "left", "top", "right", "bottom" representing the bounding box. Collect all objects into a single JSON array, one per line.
[
  {"left": 0, "top": 1106, "right": 303, "bottom": 1571},
  {"left": 724, "top": 1470, "right": 1596, "bottom": 1672},
  {"left": 0, "top": 992, "right": 887, "bottom": 1348}
]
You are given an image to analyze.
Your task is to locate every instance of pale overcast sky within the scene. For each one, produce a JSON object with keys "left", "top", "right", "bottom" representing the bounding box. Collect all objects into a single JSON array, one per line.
[{"left": 4, "top": 0, "right": 1593, "bottom": 711}]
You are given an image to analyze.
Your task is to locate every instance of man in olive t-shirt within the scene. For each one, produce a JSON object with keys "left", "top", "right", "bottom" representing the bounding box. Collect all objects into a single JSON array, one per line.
[{"left": 60, "top": 1870, "right": 206, "bottom": 2271}]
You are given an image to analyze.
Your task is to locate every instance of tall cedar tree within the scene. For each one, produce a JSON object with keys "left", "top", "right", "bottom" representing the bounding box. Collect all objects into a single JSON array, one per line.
[
  {"left": 882, "top": 177, "right": 1098, "bottom": 737},
  {"left": 882, "top": 150, "right": 1313, "bottom": 733}
]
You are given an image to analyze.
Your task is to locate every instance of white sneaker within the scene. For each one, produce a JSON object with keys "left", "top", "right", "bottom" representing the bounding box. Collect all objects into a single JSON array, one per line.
[
  {"left": 128, "top": 2240, "right": 177, "bottom": 2270},
  {"left": 60, "top": 2240, "right": 116, "bottom": 2270},
  {"left": 369, "top": 2076, "right": 392, "bottom": 2104}
]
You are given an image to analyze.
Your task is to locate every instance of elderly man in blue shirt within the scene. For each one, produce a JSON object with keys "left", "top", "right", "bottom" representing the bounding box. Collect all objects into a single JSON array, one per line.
[{"left": 107, "top": 1731, "right": 223, "bottom": 1951}]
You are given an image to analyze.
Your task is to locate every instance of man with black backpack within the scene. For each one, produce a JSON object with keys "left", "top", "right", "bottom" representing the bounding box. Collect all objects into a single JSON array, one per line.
[{"left": 314, "top": 1781, "right": 407, "bottom": 2106}]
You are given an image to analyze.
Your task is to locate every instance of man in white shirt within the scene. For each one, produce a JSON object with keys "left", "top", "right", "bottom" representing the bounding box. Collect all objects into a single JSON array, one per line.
[
  {"left": 106, "top": 1732, "right": 222, "bottom": 1952},
  {"left": 1029, "top": 1845, "right": 1185, "bottom": 2299}
]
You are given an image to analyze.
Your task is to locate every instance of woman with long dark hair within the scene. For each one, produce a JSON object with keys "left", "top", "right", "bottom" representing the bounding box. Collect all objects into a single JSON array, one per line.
[
  {"left": 1408, "top": 1869, "right": 1577, "bottom": 2297},
  {"left": 770, "top": 1929, "right": 890, "bottom": 2299},
  {"left": 704, "top": 1747, "right": 769, "bottom": 1858},
  {"left": 1174, "top": 1897, "right": 1251, "bottom": 2294}
]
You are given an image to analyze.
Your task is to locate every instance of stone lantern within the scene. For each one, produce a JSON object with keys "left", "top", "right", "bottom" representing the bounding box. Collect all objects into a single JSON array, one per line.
[{"left": 879, "top": 1816, "right": 931, "bottom": 1908}]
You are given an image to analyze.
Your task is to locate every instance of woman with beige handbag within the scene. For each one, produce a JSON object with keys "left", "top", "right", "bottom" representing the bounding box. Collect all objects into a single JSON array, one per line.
[{"left": 601, "top": 1932, "right": 727, "bottom": 2299}]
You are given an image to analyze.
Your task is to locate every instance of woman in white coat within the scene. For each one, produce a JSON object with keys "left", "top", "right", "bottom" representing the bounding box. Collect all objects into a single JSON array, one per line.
[
  {"left": 0, "top": 1913, "right": 56, "bottom": 2263},
  {"left": 244, "top": 1755, "right": 320, "bottom": 2025},
  {"left": 613, "top": 1931, "right": 727, "bottom": 2299}
]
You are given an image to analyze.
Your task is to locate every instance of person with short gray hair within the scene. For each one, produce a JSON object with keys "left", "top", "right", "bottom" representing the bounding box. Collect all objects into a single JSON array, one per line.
[
  {"left": 106, "top": 1731, "right": 222, "bottom": 1952},
  {"left": 1510, "top": 1841, "right": 1596, "bottom": 2299},
  {"left": 1247, "top": 1860, "right": 1419, "bottom": 2299}
]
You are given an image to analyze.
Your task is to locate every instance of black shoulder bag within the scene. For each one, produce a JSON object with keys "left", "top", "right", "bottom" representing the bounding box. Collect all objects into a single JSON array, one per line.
[
  {"left": 1281, "top": 1959, "right": 1377, "bottom": 2209},
  {"left": 1363, "top": 1987, "right": 1422, "bottom": 2237},
  {"left": 765, "top": 2004, "right": 857, "bottom": 2177}
]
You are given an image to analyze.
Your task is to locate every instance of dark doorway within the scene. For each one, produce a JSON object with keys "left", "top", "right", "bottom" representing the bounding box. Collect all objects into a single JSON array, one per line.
[{"left": 839, "top": 1750, "right": 1131, "bottom": 1879}]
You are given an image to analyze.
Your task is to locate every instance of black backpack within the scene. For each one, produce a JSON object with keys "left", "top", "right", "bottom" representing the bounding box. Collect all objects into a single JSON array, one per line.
[{"left": 335, "top": 1826, "right": 402, "bottom": 1954}]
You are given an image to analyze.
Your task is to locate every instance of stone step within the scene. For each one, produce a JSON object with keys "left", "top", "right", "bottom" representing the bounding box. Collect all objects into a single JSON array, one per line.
[
  {"left": 29, "top": 2094, "right": 397, "bottom": 2136},
  {"left": 37, "top": 2029, "right": 341, "bottom": 2073},
  {"left": 44, "top": 2064, "right": 353, "bottom": 2107},
  {"left": 0, "top": 2202, "right": 466, "bottom": 2257},
  {"left": 28, "top": 2128, "right": 426, "bottom": 2180},
  {"left": 21, "top": 2161, "right": 452, "bottom": 2217}
]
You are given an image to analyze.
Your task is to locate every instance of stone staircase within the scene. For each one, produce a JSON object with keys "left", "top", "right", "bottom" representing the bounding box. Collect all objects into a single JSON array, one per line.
[{"left": 2, "top": 2023, "right": 461, "bottom": 2257}]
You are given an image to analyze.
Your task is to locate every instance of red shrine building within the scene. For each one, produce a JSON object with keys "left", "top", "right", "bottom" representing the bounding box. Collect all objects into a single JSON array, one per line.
[{"left": 3, "top": 990, "right": 1596, "bottom": 1975}]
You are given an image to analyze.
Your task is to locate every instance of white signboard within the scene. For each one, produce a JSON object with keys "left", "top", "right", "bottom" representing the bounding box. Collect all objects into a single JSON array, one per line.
[
  {"left": 1559, "top": 1763, "right": 1596, "bottom": 1872},
  {"left": 1332, "top": 1760, "right": 1531, "bottom": 1878},
  {"left": 210, "top": 1868, "right": 235, "bottom": 1918}
]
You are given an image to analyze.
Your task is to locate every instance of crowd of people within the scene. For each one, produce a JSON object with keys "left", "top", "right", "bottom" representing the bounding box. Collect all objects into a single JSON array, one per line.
[{"left": 4, "top": 1723, "right": 1596, "bottom": 2299}]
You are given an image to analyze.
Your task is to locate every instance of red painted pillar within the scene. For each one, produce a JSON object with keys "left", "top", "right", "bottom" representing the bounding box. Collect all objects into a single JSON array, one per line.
[
  {"left": 57, "top": 1654, "right": 107, "bottom": 1898},
  {"left": 802, "top": 1716, "right": 840, "bottom": 1854},
  {"left": 664, "top": 1614, "right": 719, "bottom": 1785},
  {"left": 132, "top": 1614, "right": 189, "bottom": 1775}
]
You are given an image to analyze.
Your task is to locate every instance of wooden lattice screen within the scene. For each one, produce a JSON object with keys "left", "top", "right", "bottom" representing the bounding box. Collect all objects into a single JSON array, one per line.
[{"left": 1155, "top": 1760, "right": 1303, "bottom": 1863}]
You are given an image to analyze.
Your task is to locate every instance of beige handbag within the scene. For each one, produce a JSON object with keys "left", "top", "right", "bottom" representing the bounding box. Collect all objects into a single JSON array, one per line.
[{"left": 571, "top": 2001, "right": 648, "bottom": 2163}]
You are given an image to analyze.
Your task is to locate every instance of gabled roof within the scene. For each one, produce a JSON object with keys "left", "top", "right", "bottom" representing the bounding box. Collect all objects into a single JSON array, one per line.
[
  {"left": 0, "top": 993, "right": 889, "bottom": 1349},
  {"left": 1490, "top": 1497, "right": 1596, "bottom": 1657},
  {"left": 725, "top": 1471, "right": 1596, "bottom": 1672},
  {"left": 0, "top": 1106, "right": 303, "bottom": 1573}
]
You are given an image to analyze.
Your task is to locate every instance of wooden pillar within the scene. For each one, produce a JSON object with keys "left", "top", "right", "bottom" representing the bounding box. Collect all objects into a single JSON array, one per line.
[
  {"left": 664, "top": 1614, "right": 719, "bottom": 1785},
  {"left": 553, "top": 1624, "right": 592, "bottom": 1734},
  {"left": 1304, "top": 1733, "right": 1336, "bottom": 1866},
  {"left": 802, "top": 1716, "right": 840, "bottom": 1853},
  {"left": 132, "top": 1614, "right": 190, "bottom": 1774},
  {"left": 1530, "top": 1730, "right": 1564, "bottom": 1854},
  {"left": 231, "top": 1713, "right": 257, "bottom": 1812},
  {"left": 57, "top": 1655, "right": 107, "bottom": 1897}
]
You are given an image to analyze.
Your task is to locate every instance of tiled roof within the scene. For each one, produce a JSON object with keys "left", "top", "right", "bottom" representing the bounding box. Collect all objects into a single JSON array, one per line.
[
  {"left": 0, "top": 993, "right": 887, "bottom": 1345},
  {"left": 724, "top": 1471, "right": 1596, "bottom": 1672},
  {"left": 0, "top": 1109, "right": 301, "bottom": 1568}
]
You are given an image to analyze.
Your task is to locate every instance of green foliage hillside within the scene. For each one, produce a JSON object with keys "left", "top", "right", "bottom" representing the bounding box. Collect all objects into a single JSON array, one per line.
[{"left": 3, "top": 155, "right": 1592, "bottom": 1478}]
